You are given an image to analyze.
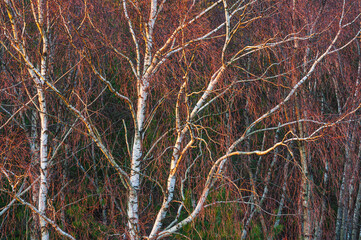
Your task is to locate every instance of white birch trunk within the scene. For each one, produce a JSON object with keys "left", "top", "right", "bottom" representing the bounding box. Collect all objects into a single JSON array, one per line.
[
  {"left": 37, "top": 86, "right": 49, "bottom": 240},
  {"left": 126, "top": 0, "right": 158, "bottom": 234},
  {"left": 148, "top": 133, "right": 184, "bottom": 239},
  {"left": 148, "top": 67, "right": 226, "bottom": 239},
  {"left": 127, "top": 124, "right": 142, "bottom": 239},
  {"left": 127, "top": 76, "right": 148, "bottom": 239},
  {"left": 37, "top": 0, "right": 49, "bottom": 238}
]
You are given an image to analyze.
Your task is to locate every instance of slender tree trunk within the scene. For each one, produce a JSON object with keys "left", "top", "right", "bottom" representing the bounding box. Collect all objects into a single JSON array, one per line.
[
  {"left": 37, "top": 85, "right": 49, "bottom": 240},
  {"left": 29, "top": 110, "right": 40, "bottom": 240},
  {"left": 60, "top": 145, "right": 69, "bottom": 232},
  {"left": 295, "top": 97, "right": 312, "bottom": 240},
  {"left": 336, "top": 147, "right": 351, "bottom": 240},
  {"left": 346, "top": 146, "right": 358, "bottom": 240},
  {"left": 336, "top": 130, "right": 357, "bottom": 240},
  {"left": 351, "top": 137, "right": 361, "bottom": 240},
  {"left": 126, "top": 0, "right": 158, "bottom": 231},
  {"left": 314, "top": 160, "right": 329, "bottom": 240},
  {"left": 127, "top": 130, "right": 142, "bottom": 240},
  {"left": 351, "top": 42, "right": 361, "bottom": 240},
  {"left": 299, "top": 141, "right": 311, "bottom": 240},
  {"left": 127, "top": 79, "right": 148, "bottom": 239},
  {"left": 244, "top": 164, "right": 269, "bottom": 239},
  {"left": 36, "top": 1, "right": 50, "bottom": 238},
  {"left": 273, "top": 159, "right": 290, "bottom": 239},
  {"left": 291, "top": 1, "right": 313, "bottom": 235},
  {"left": 242, "top": 125, "right": 280, "bottom": 240},
  {"left": 240, "top": 105, "right": 255, "bottom": 240},
  {"left": 351, "top": 178, "right": 361, "bottom": 240}
]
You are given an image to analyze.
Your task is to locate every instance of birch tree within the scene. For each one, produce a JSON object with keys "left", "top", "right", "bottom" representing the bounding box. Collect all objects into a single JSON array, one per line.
[
  {"left": 1, "top": 0, "right": 52, "bottom": 239},
  {"left": 1, "top": 0, "right": 361, "bottom": 239}
]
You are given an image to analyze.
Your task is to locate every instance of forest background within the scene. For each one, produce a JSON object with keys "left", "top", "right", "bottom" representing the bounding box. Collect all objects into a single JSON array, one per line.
[{"left": 1, "top": 0, "right": 361, "bottom": 239}]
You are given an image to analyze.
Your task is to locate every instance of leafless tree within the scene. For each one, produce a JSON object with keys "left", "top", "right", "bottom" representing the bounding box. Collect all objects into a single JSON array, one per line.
[{"left": 1, "top": 0, "right": 361, "bottom": 239}]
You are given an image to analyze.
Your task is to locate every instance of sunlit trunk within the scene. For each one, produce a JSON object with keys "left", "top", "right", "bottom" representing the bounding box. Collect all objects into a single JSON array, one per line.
[
  {"left": 36, "top": 0, "right": 50, "bottom": 238},
  {"left": 127, "top": 78, "right": 148, "bottom": 239},
  {"left": 148, "top": 136, "right": 183, "bottom": 239},
  {"left": 149, "top": 67, "right": 225, "bottom": 239},
  {"left": 127, "top": 125, "right": 142, "bottom": 240},
  {"left": 37, "top": 86, "right": 49, "bottom": 240}
]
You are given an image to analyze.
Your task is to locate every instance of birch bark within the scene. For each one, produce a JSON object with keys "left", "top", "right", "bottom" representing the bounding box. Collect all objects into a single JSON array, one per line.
[
  {"left": 125, "top": 0, "right": 159, "bottom": 236},
  {"left": 36, "top": 1, "right": 49, "bottom": 238},
  {"left": 29, "top": 110, "right": 40, "bottom": 240},
  {"left": 3, "top": 0, "right": 50, "bottom": 237},
  {"left": 34, "top": 84, "right": 49, "bottom": 240}
]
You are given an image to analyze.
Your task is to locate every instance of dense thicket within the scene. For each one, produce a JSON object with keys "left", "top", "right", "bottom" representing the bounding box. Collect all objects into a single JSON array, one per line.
[{"left": 1, "top": 0, "right": 361, "bottom": 239}]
